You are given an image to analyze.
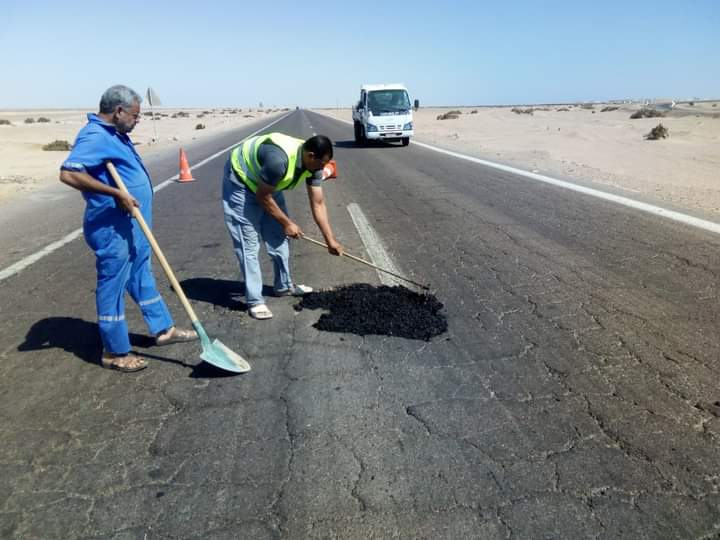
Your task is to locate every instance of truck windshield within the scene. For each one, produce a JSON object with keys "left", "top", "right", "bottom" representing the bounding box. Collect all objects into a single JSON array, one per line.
[{"left": 367, "top": 90, "right": 411, "bottom": 114}]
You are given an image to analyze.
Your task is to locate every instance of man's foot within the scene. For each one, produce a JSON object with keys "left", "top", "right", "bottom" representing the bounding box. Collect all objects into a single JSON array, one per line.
[
  {"left": 275, "top": 284, "right": 313, "bottom": 297},
  {"left": 101, "top": 352, "right": 147, "bottom": 372},
  {"left": 248, "top": 304, "right": 273, "bottom": 320},
  {"left": 155, "top": 326, "right": 198, "bottom": 346}
]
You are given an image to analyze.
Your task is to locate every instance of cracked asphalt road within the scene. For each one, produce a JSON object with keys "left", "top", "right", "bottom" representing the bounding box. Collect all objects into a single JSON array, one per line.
[{"left": 0, "top": 111, "right": 719, "bottom": 539}]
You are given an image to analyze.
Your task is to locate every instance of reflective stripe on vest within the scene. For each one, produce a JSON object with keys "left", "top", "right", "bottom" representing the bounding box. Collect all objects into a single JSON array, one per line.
[{"left": 230, "top": 133, "right": 311, "bottom": 193}]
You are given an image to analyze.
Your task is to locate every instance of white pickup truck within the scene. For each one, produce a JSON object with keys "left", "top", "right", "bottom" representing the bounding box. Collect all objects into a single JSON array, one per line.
[{"left": 352, "top": 83, "right": 414, "bottom": 146}]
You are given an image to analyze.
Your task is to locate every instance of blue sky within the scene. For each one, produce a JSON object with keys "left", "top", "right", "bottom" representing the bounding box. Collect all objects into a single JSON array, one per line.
[{"left": 1, "top": 0, "right": 718, "bottom": 108}]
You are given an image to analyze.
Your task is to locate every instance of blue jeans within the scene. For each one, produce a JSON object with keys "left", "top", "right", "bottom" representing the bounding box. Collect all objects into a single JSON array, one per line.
[{"left": 222, "top": 160, "right": 293, "bottom": 307}]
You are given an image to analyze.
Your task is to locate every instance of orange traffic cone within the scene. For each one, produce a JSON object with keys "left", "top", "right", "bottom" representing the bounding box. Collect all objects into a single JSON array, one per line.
[
  {"left": 177, "top": 148, "right": 195, "bottom": 182},
  {"left": 321, "top": 159, "right": 337, "bottom": 180}
]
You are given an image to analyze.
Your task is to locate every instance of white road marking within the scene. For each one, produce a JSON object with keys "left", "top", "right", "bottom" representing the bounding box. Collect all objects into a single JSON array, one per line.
[
  {"left": 0, "top": 113, "right": 292, "bottom": 283},
  {"left": 0, "top": 229, "right": 84, "bottom": 281},
  {"left": 316, "top": 112, "right": 720, "bottom": 236},
  {"left": 346, "top": 203, "right": 404, "bottom": 287}
]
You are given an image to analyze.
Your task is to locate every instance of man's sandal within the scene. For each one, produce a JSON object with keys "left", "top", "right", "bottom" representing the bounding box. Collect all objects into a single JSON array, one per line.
[
  {"left": 101, "top": 352, "right": 148, "bottom": 373},
  {"left": 155, "top": 327, "right": 198, "bottom": 346},
  {"left": 248, "top": 304, "right": 273, "bottom": 320}
]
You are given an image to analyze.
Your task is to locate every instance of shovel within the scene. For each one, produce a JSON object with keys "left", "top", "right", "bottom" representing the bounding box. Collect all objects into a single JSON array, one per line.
[
  {"left": 300, "top": 235, "right": 430, "bottom": 291},
  {"left": 106, "top": 162, "right": 251, "bottom": 373}
]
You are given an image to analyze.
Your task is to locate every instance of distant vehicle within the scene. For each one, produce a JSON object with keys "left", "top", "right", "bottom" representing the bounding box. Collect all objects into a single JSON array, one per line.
[{"left": 352, "top": 83, "right": 415, "bottom": 146}]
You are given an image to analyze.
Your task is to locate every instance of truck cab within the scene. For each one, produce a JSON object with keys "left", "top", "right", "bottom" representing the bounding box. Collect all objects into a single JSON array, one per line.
[{"left": 352, "top": 84, "right": 414, "bottom": 146}]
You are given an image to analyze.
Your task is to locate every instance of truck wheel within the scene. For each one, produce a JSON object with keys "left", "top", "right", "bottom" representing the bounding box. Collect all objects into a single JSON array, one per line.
[
  {"left": 401, "top": 137, "right": 410, "bottom": 146},
  {"left": 353, "top": 122, "right": 361, "bottom": 143},
  {"left": 359, "top": 126, "right": 366, "bottom": 146}
]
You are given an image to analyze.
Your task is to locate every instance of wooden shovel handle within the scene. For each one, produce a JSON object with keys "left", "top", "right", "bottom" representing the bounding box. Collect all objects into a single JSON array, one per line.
[
  {"left": 106, "top": 162, "right": 199, "bottom": 324},
  {"left": 300, "top": 235, "right": 429, "bottom": 290}
]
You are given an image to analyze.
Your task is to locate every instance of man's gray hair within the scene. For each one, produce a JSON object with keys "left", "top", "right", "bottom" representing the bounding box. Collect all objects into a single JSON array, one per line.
[{"left": 99, "top": 85, "right": 142, "bottom": 114}]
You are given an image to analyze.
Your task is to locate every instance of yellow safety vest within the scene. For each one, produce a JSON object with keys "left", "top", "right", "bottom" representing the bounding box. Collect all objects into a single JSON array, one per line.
[{"left": 230, "top": 133, "right": 311, "bottom": 193}]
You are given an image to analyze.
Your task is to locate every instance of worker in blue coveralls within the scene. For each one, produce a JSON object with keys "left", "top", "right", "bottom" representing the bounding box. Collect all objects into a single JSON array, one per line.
[
  {"left": 223, "top": 132, "right": 343, "bottom": 320},
  {"left": 60, "top": 85, "right": 197, "bottom": 372}
]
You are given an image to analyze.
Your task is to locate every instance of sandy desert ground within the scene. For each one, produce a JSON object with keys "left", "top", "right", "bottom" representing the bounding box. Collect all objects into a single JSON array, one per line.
[
  {"left": 315, "top": 102, "right": 720, "bottom": 218},
  {"left": 1, "top": 102, "right": 718, "bottom": 219},
  {"left": 0, "top": 107, "right": 284, "bottom": 200}
]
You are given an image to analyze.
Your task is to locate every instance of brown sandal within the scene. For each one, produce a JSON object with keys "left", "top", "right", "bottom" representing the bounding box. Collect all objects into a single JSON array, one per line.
[
  {"left": 155, "top": 326, "right": 198, "bottom": 346},
  {"left": 101, "top": 352, "right": 147, "bottom": 372}
]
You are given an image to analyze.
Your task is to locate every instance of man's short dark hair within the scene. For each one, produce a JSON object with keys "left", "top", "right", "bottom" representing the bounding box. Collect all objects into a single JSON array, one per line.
[{"left": 304, "top": 135, "right": 333, "bottom": 159}]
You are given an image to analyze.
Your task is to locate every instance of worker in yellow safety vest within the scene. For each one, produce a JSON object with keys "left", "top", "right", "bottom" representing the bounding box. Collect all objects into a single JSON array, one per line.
[{"left": 222, "top": 132, "right": 343, "bottom": 320}]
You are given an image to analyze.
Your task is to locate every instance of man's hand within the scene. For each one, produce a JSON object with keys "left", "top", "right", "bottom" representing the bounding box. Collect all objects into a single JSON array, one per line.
[
  {"left": 115, "top": 190, "right": 140, "bottom": 214},
  {"left": 327, "top": 239, "right": 344, "bottom": 256},
  {"left": 284, "top": 222, "right": 304, "bottom": 239}
]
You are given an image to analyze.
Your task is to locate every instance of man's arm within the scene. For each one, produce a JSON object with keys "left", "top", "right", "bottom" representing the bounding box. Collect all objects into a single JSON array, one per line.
[
  {"left": 255, "top": 181, "right": 303, "bottom": 238},
  {"left": 306, "top": 184, "right": 343, "bottom": 256},
  {"left": 59, "top": 169, "right": 138, "bottom": 213}
]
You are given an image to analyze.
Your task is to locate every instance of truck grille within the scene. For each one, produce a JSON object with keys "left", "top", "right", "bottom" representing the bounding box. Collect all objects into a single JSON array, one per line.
[{"left": 380, "top": 125, "right": 400, "bottom": 131}]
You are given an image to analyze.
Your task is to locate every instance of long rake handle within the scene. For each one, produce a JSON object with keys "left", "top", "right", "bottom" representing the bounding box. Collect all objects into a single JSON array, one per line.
[
  {"left": 106, "top": 162, "right": 199, "bottom": 324},
  {"left": 300, "top": 235, "right": 429, "bottom": 290}
]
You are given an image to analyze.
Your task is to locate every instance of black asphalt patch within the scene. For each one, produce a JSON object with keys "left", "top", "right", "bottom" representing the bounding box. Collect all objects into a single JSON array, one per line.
[{"left": 294, "top": 283, "right": 447, "bottom": 340}]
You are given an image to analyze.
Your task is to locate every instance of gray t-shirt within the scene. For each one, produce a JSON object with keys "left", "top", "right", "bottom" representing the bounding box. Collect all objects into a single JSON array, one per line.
[{"left": 258, "top": 142, "right": 324, "bottom": 188}]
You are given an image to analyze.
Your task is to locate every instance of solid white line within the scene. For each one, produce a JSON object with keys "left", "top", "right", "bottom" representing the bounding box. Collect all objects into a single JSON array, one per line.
[
  {"left": 0, "top": 112, "right": 292, "bottom": 283},
  {"left": 0, "top": 229, "right": 84, "bottom": 281},
  {"left": 410, "top": 140, "right": 720, "bottom": 236},
  {"left": 346, "top": 203, "right": 404, "bottom": 287},
  {"left": 315, "top": 112, "right": 720, "bottom": 236}
]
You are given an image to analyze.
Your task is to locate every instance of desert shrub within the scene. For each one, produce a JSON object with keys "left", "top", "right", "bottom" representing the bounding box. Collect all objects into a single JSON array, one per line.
[
  {"left": 688, "top": 102, "right": 694, "bottom": 106},
  {"left": 196, "top": 114, "right": 204, "bottom": 118},
  {"left": 243, "top": 114, "right": 254, "bottom": 118},
  {"left": 713, "top": 103, "right": 717, "bottom": 107},
  {"left": 581, "top": 103, "right": 594, "bottom": 110},
  {"left": 143, "top": 112, "right": 154, "bottom": 116},
  {"left": 470, "top": 109, "right": 478, "bottom": 114},
  {"left": 645, "top": 123, "right": 668, "bottom": 140},
  {"left": 37, "top": 117, "right": 51, "bottom": 123},
  {"left": 600, "top": 106, "right": 619, "bottom": 112},
  {"left": 42, "top": 139, "right": 72, "bottom": 151},
  {"left": 0, "top": 119, "right": 11, "bottom": 125},
  {"left": 437, "top": 112, "right": 459, "bottom": 120},
  {"left": 630, "top": 108, "right": 665, "bottom": 119},
  {"left": 511, "top": 107, "right": 534, "bottom": 115},
  {"left": 556, "top": 108, "right": 570, "bottom": 112},
  {"left": 195, "top": 123, "right": 205, "bottom": 130},
  {"left": 24, "top": 117, "right": 35, "bottom": 124}
]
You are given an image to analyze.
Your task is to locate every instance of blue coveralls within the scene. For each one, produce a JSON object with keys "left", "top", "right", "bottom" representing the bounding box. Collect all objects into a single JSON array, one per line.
[{"left": 62, "top": 113, "right": 174, "bottom": 354}]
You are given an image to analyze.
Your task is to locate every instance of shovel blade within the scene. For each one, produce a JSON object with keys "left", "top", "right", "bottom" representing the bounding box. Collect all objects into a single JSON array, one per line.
[
  {"left": 199, "top": 338, "right": 252, "bottom": 373},
  {"left": 192, "top": 321, "right": 251, "bottom": 373}
]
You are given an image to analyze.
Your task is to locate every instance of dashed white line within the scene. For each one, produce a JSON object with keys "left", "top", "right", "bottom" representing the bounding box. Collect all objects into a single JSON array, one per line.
[
  {"left": 346, "top": 203, "right": 405, "bottom": 287},
  {"left": 0, "top": 113, "right": 292, "bottom": 283}
]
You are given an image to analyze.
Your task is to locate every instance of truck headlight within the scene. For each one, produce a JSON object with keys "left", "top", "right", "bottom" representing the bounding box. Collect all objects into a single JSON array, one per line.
[
  {"left": 367, "top": 124, "right": 378, "bottom": 132},
  {"left": 403, "top": 122, "right": 413, "bottom": 130}
]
